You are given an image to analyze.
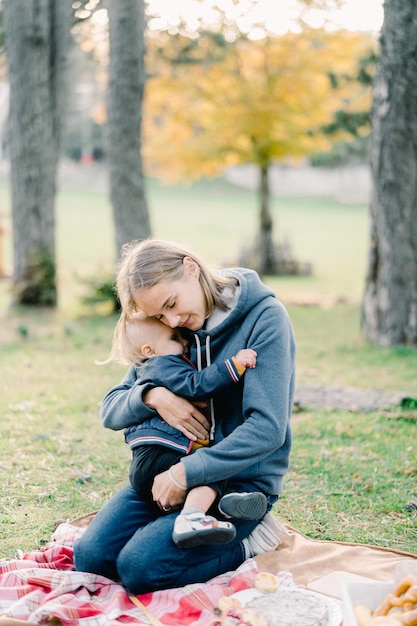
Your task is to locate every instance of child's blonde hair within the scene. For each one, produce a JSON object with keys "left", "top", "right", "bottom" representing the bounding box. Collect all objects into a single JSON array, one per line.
[
  {"left": 116, "top": 238, "right": 236, "bottom": 317},
  {"left": 101, "top": 310, "right": 160, "bottom": 367}
]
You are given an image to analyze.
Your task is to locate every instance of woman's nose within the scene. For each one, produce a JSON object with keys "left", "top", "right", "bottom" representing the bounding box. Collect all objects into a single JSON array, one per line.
[{"left": 166, "top": 312, "right": 181, "bottom": 328}]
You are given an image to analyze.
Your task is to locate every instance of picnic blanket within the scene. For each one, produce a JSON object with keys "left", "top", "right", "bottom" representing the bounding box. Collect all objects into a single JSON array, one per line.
[{"left": 0, "top": 515, "right": 415, "bottom": 626}]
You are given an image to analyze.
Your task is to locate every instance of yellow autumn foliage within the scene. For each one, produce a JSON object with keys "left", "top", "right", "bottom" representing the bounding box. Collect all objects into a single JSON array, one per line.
[{"left": 143, "top": 27, "right": 375, "bottom": 183}]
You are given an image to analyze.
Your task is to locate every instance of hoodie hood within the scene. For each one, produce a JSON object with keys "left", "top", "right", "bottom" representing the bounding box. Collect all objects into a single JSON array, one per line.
[{"left": 191, "top": 267, "right": 277, "bottom": 354}]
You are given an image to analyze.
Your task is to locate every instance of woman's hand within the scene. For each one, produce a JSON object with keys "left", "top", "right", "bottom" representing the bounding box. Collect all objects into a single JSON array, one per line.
[
  {"left": 144, "top": 387, "right": 210, "bottom": 441},
  {"left": 152, "top": 463, "right": 188, "bottom": 511}
]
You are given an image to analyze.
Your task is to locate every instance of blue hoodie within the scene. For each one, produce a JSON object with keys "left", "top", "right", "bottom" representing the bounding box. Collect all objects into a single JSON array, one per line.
[{"left": 100, "top": 268, "right": 296, "bottom": 496}]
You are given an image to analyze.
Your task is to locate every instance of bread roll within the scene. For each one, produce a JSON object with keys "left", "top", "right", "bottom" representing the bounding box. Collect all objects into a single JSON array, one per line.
[{"left": 254, "top": 572, "right": 280, "bottom": 593}]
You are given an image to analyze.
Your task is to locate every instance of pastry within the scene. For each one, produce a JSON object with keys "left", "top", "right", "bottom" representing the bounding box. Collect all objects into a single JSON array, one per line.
[
  {"left": 254, "top": 572, "right": 280, "bottom": 593},
  {"left": 355, "top": 576, "right": 417, "bottom": 626},
  {"left": 211, "top": 597, "right": 268, "bottom": 626}
]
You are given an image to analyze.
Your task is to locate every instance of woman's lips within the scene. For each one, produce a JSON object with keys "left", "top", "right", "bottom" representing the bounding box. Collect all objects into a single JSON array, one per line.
[{"left": 182, "top": 316, "right": 191, "bottom": 328}]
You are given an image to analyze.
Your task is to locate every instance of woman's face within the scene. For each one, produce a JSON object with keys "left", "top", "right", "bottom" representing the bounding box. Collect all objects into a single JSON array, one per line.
[{"left": 134, "top": 257, "right": 207, "bottom": 331}]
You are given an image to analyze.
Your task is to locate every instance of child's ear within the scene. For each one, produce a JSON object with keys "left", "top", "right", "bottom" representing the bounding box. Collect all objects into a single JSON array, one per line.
[{"left": 141, "top": 344, "right": 155, "bottom": 358}]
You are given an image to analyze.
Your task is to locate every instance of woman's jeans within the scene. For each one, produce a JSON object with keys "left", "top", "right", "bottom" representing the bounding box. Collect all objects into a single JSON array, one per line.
[{"left": 73, "top": 485, "right": 275, "bottom": 595}]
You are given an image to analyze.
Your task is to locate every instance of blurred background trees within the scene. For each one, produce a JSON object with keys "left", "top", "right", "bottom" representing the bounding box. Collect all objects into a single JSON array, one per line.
[
  {"left": 2, "top": 0, "right": 417, "bottom": 346},
  {"left": 3, "top": 0, "right": 73, "bottom": 306},
  {"left": 361, "top": 0, "right": 417, "bottom": 346},
  {"left": 107, "top": 0, "right": 151, "bottom": 255},
  {"left": 2, "top": 0, "right": 150, "bottom": 307},
  {"left": 143, "top": 26, "right": 373, "bottom": 274},
  {"left": 2, "top": 0, "right": 375, "bottom": 304}
]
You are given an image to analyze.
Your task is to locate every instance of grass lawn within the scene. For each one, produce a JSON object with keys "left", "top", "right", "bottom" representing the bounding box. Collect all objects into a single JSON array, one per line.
[{"left": 0, "top": 175, "right": 416, "bottom": 558}]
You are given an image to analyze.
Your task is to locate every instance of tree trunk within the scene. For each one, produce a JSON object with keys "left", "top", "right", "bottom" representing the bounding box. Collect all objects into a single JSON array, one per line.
[
  {"left": 3, "top": 0, "right": 72, "bottom": 306},
  {"left": 107, "top": 0, "right": 151, "bottom": 259},
  {"left": 257, "top": 164, "right": 275, "bottom": 275},
  {"left": 361, "top": 0, "right": 417, "bottom": 345}
]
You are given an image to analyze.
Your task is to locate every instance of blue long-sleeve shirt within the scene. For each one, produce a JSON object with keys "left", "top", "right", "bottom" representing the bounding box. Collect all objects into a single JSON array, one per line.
[{"left": 123, "top": 353, "right": 247, "bottom": 454}]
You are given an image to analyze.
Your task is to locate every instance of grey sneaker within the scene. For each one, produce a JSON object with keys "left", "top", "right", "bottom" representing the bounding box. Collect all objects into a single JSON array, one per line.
[
  {"left": 218, "top": 492, "right": 267, "bottom": 520},
  {"left": 242, "top": 512, "right": 289, "bottom": 558},
  {"left": 172, "top": 512, "right": 236, "bottom": 548}
]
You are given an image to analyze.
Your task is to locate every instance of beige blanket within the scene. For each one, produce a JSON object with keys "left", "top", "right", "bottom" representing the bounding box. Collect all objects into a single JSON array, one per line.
[{"left": 255, "top": 523, "right": 416, "bottom": 598}]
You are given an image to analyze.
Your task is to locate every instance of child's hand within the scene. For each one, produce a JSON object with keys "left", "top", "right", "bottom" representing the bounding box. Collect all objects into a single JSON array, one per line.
[{"left": 235, "top": 349, "right": 257, "bottom": 369}]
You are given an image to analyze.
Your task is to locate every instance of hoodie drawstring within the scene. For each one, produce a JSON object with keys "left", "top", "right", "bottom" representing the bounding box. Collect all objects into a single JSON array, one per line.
[
  {"left": 194, "top": 334, "right": 216, "bottom": 441},
  {"left": 194, "top": 334, "right": 202, "bottom": 372},
  {"left": 205, "top": 335, "right": 216, "bottom": 441}
]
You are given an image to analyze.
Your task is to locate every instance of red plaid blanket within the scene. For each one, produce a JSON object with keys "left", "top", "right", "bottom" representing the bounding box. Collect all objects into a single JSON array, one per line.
[{"left": 0, "top": 523, "right": 293, "bottom": 626}]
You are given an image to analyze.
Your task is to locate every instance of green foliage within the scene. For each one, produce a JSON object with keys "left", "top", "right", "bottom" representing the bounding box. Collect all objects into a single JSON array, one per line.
[
  {"left": 322, "top": 110, "right": 370, "bottom": 137},
  {"left": 356, "top": 49, "right": 378, "bottom": 86},
  {"left": 400, "top": 397, "right": 417, "bottom": 410},
  {"left": 16, "top": 324, "right": 29, "bottom": 338},
  {"left": 13, "top": 247, "right": 57, "bottom": 307},
  {"left": 310, "top": 135, "right": 369, "bottom": 167},
  {"left": 78, "top": 271, "right": 120, "bottom": 314},
  {"left": 327, "top": 49, "right": 376, "bottom": 90},
  {"left": 313, "top": 48, "right": 376, "bottom": 165}
]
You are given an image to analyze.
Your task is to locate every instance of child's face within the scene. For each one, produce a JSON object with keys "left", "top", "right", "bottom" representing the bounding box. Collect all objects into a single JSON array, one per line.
[{"left": 150, "top": 325, "right": 188, "bottom": 357}]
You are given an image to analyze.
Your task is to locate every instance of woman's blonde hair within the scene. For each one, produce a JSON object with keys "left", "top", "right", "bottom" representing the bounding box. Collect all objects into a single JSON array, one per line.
[{"left": 116, "top": 238, "right": 236, "bottom": 317}]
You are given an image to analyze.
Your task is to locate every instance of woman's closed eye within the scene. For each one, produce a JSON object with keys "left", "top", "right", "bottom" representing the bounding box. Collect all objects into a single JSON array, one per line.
[
  {"left": 157, "top": 302, "right": 175, "bottom": 320},
  {"left": 152, "top": 302, "right": 175, "bottom": 321}
]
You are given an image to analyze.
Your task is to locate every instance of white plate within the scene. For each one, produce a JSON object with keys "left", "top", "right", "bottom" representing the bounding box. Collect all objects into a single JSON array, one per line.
[{"left": 231, "top": 586, "right": 343, "bottom": 626}]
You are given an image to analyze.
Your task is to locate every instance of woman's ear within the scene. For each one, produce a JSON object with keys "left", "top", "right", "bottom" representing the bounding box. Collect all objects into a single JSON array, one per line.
[
  {"left": 141, "top": 344, "right": 156, "bottom": 358},
  {"left": 183, "top": 256, "right": 200, "bottom": 278}
]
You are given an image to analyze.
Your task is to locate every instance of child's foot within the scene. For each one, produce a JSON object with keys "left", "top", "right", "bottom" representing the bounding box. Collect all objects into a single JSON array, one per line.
[
  {"left": 172, "top": 512, "right": 236, "bottom": 548},
  {"left": 218, "top": 492, "right": 268, "bottom": 520}
]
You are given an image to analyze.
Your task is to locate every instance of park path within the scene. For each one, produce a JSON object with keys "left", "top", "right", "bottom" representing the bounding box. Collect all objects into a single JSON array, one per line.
[{"left": 294, "top": 385, "right": 413, "bottom": 412}]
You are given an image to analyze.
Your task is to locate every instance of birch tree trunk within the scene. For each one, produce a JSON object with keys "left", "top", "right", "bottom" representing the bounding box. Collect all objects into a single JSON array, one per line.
[
  {"left": 361, "top": 0, "right": 417, "bottom": 345},
  {"left": 107, "top": 0, "right": 151, "bottom": 258},
  {"left": 3, "top": 0, "right": 72, "bottom": 306}
]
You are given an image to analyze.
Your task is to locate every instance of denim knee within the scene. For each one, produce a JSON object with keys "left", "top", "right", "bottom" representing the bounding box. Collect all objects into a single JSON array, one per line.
[
  {"left": 73, "top": 534, "right": 118, "bottom": 581},
  {"left": 116, "top": 547, "right": 152, "bottom": 594},
  {"left": 73, "top": 535, "right": 96, "bottom": 572},
  {"left": 116, "top": 527, "right": 248, "bottom": 595},
  {"left": 73, "top": 536, "right": 90, "bottom": 571}
]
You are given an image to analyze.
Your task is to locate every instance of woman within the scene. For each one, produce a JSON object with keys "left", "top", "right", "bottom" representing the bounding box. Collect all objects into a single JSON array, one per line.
[{"left": 73, "top": 238, "right": 296, "bottom": 594}]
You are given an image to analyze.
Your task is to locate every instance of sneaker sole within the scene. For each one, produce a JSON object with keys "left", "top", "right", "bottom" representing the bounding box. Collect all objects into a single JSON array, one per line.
[
  {"left": 173, "top": 526, "right": 236, "bottom": 548},
  {"left": 219, "top": 493, "right": 268, "bottom": 520}
]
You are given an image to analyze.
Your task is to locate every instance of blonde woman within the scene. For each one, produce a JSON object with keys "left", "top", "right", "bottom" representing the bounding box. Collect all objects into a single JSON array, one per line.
[{"left": 74, "top": 239, "right": 296, "bottom": 594}]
